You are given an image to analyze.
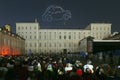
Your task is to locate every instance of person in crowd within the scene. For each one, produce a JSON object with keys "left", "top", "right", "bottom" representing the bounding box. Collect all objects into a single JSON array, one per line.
[
  {"left": 0, "top": 58, "right": 8, "bottom": 80},
  {"left": 65, "top": 63, "right": 73, "bottom": 73},
  {"left": 5, "top": 60, "right": 16, "bottom": 80},
  {"left": 69, "top": 67, "right": 81, "bottom": 80},
  {"left": 95, "top": 65, "right": 106, "bottom": 80},
  {"left": 82, "top": 60, "right": 95, "bottom": 80},
  {"left": 57, "top": 66, "right": 66, "bottom": 80},
  {"left": 83, "top": 60, "right": 94, "bottom": 74}
]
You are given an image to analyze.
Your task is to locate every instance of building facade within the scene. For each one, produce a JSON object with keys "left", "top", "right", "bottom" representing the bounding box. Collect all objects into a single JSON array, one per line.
[
  {"left": 0, "top": 27, "right": 25, "bottom": 56},
  {"left": 16, "top": 22, "right": 111, "bottom": 54}
]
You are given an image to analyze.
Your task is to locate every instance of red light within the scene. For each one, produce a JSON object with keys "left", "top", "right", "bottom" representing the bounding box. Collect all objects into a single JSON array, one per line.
[{"left": 1, "top": 46, "right": 10, "bottom": 56}]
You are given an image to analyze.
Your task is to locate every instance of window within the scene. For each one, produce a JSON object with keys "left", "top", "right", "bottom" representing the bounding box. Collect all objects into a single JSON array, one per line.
[
  {"left": 39, "top": 43, "right": 41, "bottom": 47},
  {"left": 74, "top": 32, "right": 76, "bottom": 34},
  {"left": 30, "top": 43, "right": 32, "bottom": 47},
  {"left": 44, "top": 36, "right": 46, "bottom": 39},
  {"left": 74, "top": 32, "right": 76, "bottom": 39},
  {"left": 35, "top": 43, "right": 36, "bottom": 47},
  {"left": 59, "top": 35, "right": 61, "bottom": 39},
  {"left": 79, "top": 36, "right": 80, "bottom": 39},
  {"left": 54, "top": 32, "right": 56, "bottom": 35},
  {"left": 59, "top": 32, "right": 61, "bottom": 34},
  {"left": 64, "top": 35, "right": 66, "bottom": 39},
  {"left": 44, "top": 32, "right": 46, "bottom": 34},
  {"left": 54, "top": 32, "right": 56, "bottom": 39},
  {"left": 30, "top": 36, "right": 31, "bottom": 39},
  {"left": 34, "top": 36, "right": 36, "bottom": 39},
  {"left": 39, "top": 36, "right": 41, "bottom": 39},
  {"left": 69, "top": 35, "right": 71, "bottom": 39}
]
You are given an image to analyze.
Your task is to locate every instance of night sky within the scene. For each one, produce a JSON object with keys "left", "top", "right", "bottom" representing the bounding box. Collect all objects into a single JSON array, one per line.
[{"left": 0, "top": 0, "right": 120, "bottom": 32}]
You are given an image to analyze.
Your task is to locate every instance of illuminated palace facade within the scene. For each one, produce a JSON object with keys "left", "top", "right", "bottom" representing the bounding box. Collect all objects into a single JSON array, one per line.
[
  {"left": 0, "top": 27, "right": 25, "bottom": 56},
  {"left": 16, "top": 21, "right": 111, "bottom": 54}
]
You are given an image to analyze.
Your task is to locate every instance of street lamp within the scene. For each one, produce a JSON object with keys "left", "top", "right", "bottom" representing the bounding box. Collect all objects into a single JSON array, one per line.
[{"left": 0, "top": 28, "right": 2, "bottom": 31}]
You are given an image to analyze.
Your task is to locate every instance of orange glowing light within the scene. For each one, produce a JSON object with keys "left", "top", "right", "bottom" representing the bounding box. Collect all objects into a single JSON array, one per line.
[{"left": 1, "top": 46, "right": 10, "bottom": 56}]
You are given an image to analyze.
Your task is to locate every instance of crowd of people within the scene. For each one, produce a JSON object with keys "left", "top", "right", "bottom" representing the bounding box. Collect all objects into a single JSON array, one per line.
[{"left": 0, "top": 53, "right": 120, "bottom": 80}]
